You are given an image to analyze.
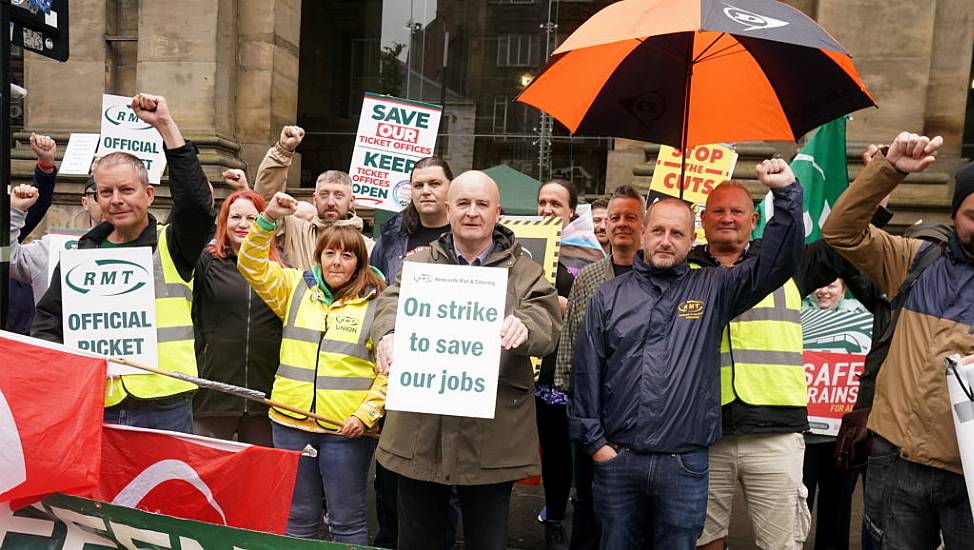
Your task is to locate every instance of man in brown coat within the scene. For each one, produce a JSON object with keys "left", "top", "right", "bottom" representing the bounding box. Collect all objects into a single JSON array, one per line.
[
  {"left": 371, "top": 170, "right": 561, "bottom": 550},
  {"left": 254, "top": 125, "right": 374, "bottom": 269},
  {"left": 822, "top": 131, "right": 974, "bottom": 549}
]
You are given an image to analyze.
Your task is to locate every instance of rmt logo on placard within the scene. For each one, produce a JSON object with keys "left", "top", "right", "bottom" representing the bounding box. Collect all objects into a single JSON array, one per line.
[
  {"left": 104, "top": 103, "right": 154, "bottom": 131},
  {"left": 723, "top": 4, "right": 789, "bottom": 31},
  {"left": 65, "top": 259, "right": 151, "bottom": 297},
  {"left": 413, "top": 273, "right": 433, "bottom": 284}
]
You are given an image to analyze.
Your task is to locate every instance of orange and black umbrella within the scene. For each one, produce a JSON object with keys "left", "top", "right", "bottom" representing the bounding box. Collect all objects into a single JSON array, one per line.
[{"left": 517, "top": 0, "right": 875, "bottom": 181}]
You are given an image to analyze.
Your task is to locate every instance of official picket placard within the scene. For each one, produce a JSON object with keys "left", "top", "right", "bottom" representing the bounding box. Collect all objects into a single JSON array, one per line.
[
  {"left": 349, "top": 93, "right": 442, "bottom": 212},
  {"left": 60, "top": 247, "right": 157, "bottom": 376},
  {"left": 387, "top": 262, "right": 507, "bottom": 418},
  {"left": 97, "top": 94, "right": 167, "bottom": 184}
]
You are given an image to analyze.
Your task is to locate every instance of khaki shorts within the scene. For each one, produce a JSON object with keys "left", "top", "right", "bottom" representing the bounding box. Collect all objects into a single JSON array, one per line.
[{"left": 697, "top": 432, "right": 811, "bottom": 550}]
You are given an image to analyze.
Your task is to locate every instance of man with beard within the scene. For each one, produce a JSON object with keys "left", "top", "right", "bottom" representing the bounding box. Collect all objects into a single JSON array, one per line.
[
  {"left": 254, "top": 125, "right": 373, "bottom": 269},
  {"left": 822, "top": 131, "right": 974, "bottom": 549},
  {"left": 570, "top": 159, "right": 803, "bottom": 549}
]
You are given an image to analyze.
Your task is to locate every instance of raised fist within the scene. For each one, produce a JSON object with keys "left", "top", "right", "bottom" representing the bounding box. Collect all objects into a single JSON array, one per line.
[
  {"left": 131, "top": 93, "right": 172, "bottom": 128},
  {"left": 265, "top": 192, "right": 299, "bottom": 221},
  {"left": 279, "top": 126, "right": 305, "bottom": 152},
  {"left": 29, "top": 134, "right": 56, "bottom": 167},
  {"left": 756, "top": 158, "right": 796, "bottom": 190},
  {"left": 885, "top": 132, "right": 943, "bottom": 174},
  {"left": 222, "top": 169, "right": 249, "bottom": 191},
  {"left": 10, "top": 184, "right": 39, "bottom": 212}
]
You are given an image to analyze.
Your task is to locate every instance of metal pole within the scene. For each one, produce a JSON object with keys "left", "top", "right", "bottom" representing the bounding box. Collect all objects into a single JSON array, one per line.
[
  {"left": 437, "top": 31, "right": 448, "bottom": 156},
  {"left": 1, "top": 3, "right": 11, "bottom": 330}
]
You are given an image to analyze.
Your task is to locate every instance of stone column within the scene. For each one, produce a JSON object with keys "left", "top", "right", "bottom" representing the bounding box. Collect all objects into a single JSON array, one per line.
[
  {"left": 136, "top": 0, "right": 242, "bottom": 185},
  {"left": 236, "top": 0, "right": 302, "bottom": 183},
  {"left": 816, "top": 0, "right": 938, "bottom": 145}
]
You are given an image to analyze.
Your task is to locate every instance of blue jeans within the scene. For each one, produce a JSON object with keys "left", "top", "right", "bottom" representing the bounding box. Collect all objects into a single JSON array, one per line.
[
  {"left": 863, "top": 436, "right": 974, "bottom": 550},
  {"left": 272, "top": 422, "right": 377, "bottom": 543},
  {"left": 103, "top": 398, "right": 193, "bottom": 433},
  {"left": 592, "top": 447, "right": 709, "bottom": 550}
]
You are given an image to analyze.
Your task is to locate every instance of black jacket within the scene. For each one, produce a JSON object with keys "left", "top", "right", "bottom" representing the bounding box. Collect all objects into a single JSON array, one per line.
[
  {"left": 685, "top": 206, "right": 894, "bottom": 434},
  {"left": 192, "top": 249, "right": 282, "bottom": 417},
  {"left": 571, "top": 183, "right": 803, "bottom": 454},
  {"left": 32, "top": 142, "right": 215, "bottom": 345},
  {"left": 370, "top": 213, "right": 409, "bottom": 282}
]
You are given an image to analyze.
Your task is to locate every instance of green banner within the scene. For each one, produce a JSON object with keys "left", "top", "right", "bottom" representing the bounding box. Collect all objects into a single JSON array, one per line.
[{"left": 1, "top": 494, "right": 380, "bottom": 550}]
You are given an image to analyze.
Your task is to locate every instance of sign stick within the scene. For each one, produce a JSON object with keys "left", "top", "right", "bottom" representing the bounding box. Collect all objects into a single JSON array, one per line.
[{"left": 108, "top": 357, "right": 375, "bottom": 436}]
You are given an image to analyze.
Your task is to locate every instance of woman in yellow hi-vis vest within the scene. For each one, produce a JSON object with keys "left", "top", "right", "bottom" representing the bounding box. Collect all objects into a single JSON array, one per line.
[{"left": 238, "top": 191, "right": 387, "bottom": 544}]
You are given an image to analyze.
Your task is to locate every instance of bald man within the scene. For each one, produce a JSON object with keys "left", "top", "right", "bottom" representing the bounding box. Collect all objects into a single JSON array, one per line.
[
  {"left": 371, "top": 170, "right": 561, "bottom": 550},
  {"left": 571, "top": 159, "right": 804, "bottom": 550}
]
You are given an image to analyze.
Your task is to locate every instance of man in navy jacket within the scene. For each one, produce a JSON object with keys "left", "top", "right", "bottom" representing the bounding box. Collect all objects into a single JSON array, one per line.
[{"left": 570, "top": 158, "right": 804, "bottom": 550}]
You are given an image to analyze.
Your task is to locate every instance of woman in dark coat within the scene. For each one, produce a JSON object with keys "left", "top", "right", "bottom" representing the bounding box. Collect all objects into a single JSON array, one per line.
[{"left": 192, "top": 189, "right": 284, "bottom": 445}]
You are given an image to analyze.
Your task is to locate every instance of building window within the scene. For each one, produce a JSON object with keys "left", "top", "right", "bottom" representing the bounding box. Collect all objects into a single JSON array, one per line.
[
  {"left": 497, "top": 34, "right": 540, "bottom": 67},
  {"left": 492, "top": 96, "right": 510, "bottom": 135}
]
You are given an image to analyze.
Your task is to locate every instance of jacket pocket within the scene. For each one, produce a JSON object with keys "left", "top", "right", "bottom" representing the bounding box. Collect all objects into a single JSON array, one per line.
[
  {"left": 378, "top": 411, "right": 419, "bottom": 460},
  {"left": 480, "top": 381, "right": 537, "bottom": 469}
]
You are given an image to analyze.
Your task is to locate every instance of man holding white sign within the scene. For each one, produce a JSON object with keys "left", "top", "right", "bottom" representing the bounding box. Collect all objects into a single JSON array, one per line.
[
  {"left": 371, "top": 170, "right": 561, "bottom": 550},
  {"left": 32, "top": 93, "right": 215, "bottom": 434}
]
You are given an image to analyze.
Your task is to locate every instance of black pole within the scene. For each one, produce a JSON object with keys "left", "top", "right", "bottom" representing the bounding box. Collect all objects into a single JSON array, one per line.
[
  {"left": 679, "top": 50, "right": 693, "bottom": 202},
  {"left": 1, "top": 3, "right": 11, "bottom": 330}
]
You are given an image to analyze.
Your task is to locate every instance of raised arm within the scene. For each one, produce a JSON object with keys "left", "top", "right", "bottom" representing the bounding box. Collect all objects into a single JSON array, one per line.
[
  {"left": 254, "top": 126, "right": 304, "bottom": 203},
  {"left": 131, "top": 93, "right": 215, "bottom": 281},
  {"left": 236, "top": 192, "right": 300, "bottom": 319},
  {"left": 721, "top": 158, "right": 804, "bottom": 318},
  {"left": 821, "top": 132, "right": 942, "bottom": 297}
]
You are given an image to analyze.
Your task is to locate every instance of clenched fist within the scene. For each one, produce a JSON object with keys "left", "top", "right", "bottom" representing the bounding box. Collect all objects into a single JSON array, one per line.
[
  {"left": 756, "top": 158, "right": 796, "bottom": 190},
  {"left": 279, "top": 126, "right": 305, "bottom": 152},
  {"left": 30, "top": 134, "right": 56, "bottom": 168},
  {"left": 10, "top": 184, "right": 39, "bottom": 212},
  {"left": 265, "top": 192, "right": 299, "bottom": 221}
]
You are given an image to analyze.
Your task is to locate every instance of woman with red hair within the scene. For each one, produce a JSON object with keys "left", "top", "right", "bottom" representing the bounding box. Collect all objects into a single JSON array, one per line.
[{"left": 191, "top": 189, "right": 284, "bottom": 445}]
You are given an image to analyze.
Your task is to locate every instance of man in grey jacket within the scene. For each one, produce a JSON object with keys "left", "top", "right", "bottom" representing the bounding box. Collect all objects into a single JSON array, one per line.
[
  {"left": 10, "top": 178, "right": 105, "bottom": 307},
  {"left": 571, "top": 159, "right": 804, "bottom": 550}
]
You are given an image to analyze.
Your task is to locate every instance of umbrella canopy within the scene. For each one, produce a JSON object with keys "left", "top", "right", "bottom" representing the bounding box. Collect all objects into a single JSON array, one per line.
[{"left": 517, "top": 0, "right": 875, "bottom": 149}]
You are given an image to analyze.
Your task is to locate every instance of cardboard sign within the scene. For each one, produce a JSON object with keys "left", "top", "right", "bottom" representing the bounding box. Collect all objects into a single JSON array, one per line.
[
  {"left": 97, "top": 95, "right": 167, "bottom": 184},
  {"left": 650, "top": 144, "right": 739, "bottom": 208},
  {"left": 802, "top": 305, "right": 874, "bottom": 435},
  {"left": 386, "top": 262, "right": 507, "bottom": 418},
  {"left": 349, "top": 93, "right": 442, "bottom": 212},
  {"left": 500, "top": 215, "right": 562, "bottom": 284},
  {"left": 60, "top": 247, "right": 157, "bottom": 376},
  {"left": 44, "top": 227, "right": 86, "bottom": 284},
  {"left": 58, "top": 133, "right": 100, "bottom": 175}
]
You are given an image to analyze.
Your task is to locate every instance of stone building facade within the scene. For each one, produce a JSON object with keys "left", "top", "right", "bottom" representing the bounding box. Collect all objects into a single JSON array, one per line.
[{"left": 15, "top": 0, "right": 974, "bottom": 235}]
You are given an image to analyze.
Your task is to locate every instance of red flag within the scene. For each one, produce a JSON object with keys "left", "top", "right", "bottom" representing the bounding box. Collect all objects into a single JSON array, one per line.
[
  {"left": 0, "top": 332, "right": 106, "bottom": 503},
  {"left": 94, "top": 425, "right": 299, "bottom": 534}
]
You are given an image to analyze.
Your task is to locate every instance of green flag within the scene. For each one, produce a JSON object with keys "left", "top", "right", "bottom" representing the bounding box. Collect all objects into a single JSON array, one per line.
[{"left": 753, "top": 116, "right": 849, "bottom": 243}]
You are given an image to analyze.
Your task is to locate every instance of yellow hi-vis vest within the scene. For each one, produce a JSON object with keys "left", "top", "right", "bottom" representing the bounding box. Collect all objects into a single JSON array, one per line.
[
  {"left": 271, "top": 282, "right": 378, "bottom": 431},
  {"left": 105, "top": 225, "right": 197, "bottom": 407},
  {"left": 719, "top": 280, "right": 807, "bottom": 407}
]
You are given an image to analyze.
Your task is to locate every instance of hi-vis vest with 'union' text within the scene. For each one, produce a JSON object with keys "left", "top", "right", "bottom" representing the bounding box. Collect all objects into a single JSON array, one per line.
[
  {"left": 105, "top": 226, "right": 196, "bottom": 407},
  {"left": 271, "top": 282, "right": 378, "bottom": 431}
]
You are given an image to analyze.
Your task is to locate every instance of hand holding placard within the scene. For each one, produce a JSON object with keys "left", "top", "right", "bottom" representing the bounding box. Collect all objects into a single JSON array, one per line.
[
  {"left": 499, "top": 314, "right": 528, "bottom": 350},
  {"left": 377, "top": 333, "right": 394, "bottom": 374}
]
